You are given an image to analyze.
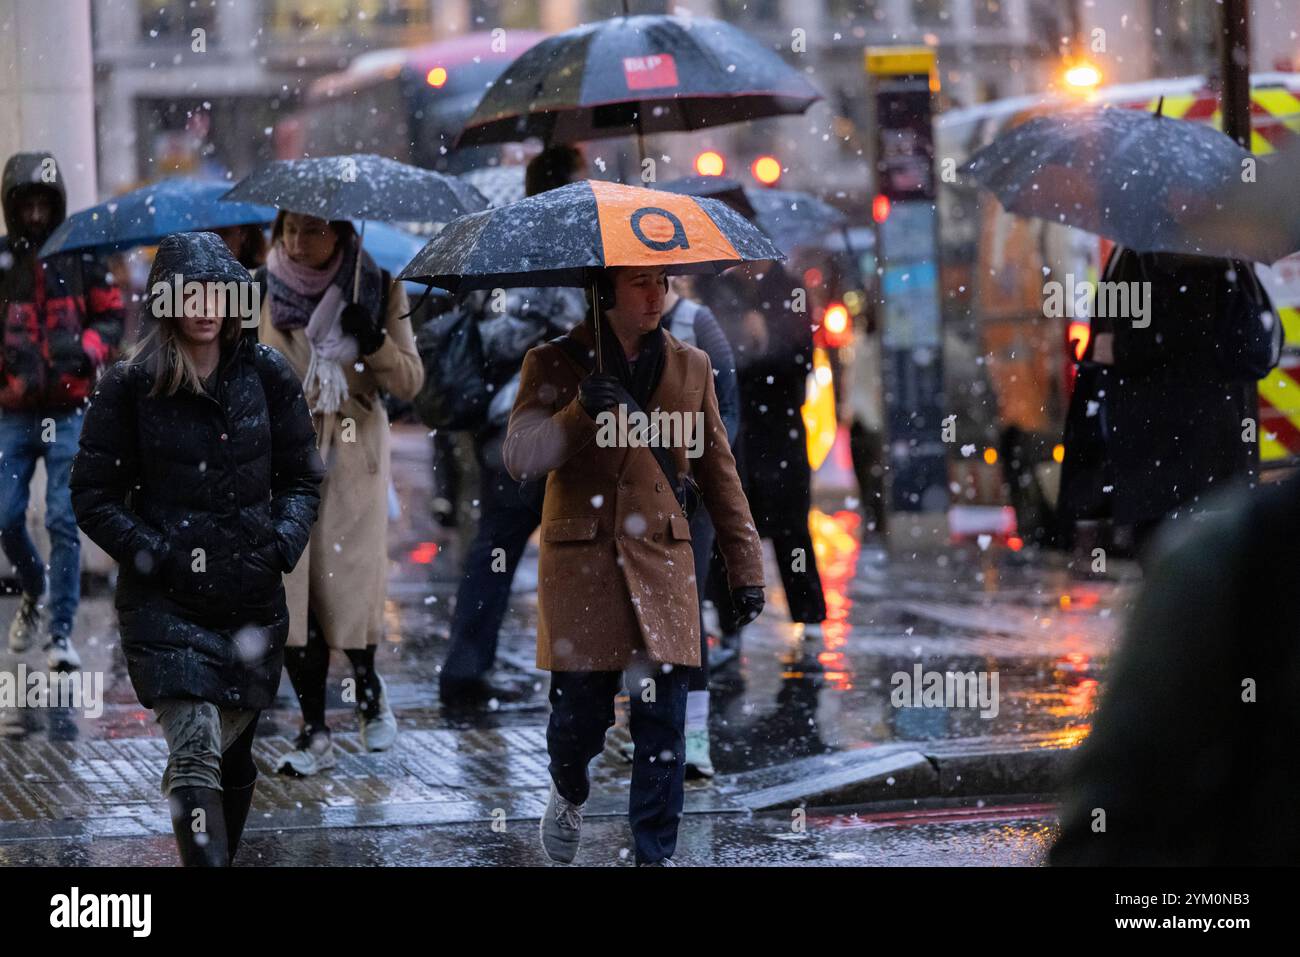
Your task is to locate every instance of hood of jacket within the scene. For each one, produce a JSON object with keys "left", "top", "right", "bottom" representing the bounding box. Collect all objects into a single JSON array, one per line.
[{"left": 2, "top": 151, "right": 68, "bottom": 244}]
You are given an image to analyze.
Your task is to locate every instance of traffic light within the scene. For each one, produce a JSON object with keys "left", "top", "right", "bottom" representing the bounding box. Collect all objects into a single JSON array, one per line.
[
  {"left": 694, "top": 151, "right": 725, "bottom": 176},
  {"left": 751, "top": 155, "right": 781, "bottom": 186},
  {"left": 425, "top": 66, "right": 448, "bottom": 87},
  {"left": 816, "top": 302, "right": 852, "bottom": 349},
  {"left": 872, "top": 193, "right": 891, "bottom": 223}
]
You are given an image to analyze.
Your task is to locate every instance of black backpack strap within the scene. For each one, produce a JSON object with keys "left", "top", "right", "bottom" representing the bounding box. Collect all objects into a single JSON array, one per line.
[{"left": 551, "top": 333, "right": 693, "bottom": 519}]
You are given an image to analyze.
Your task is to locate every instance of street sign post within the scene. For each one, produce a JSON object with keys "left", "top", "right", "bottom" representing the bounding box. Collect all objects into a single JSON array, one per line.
[{"left": 866, "top": 46, "right": 949, "bottom": 524}]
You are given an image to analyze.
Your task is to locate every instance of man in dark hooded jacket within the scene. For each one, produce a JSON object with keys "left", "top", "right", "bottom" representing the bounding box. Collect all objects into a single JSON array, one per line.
[{"left": 1, "top": 152, "right": 124, "bottom": 669}]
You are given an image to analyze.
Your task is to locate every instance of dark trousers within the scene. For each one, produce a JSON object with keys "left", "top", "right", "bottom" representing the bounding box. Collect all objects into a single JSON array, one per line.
[
  {"left": 686, "top": 508, "right": 715, "bottom": 691},
  {"left": 546, "top": 660, "right": 690, "bottom": 864},
  {"left": 709, "top": 520, "right": 827, "bottom": 630},
  {"left": 441, "top": 465, "right": 543, "bottom": 685}
]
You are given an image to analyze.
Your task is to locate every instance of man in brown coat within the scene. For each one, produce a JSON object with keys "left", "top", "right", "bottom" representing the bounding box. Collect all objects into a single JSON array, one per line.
[{"left": 503, "top": 264, "right": 765, "bottom": 865}]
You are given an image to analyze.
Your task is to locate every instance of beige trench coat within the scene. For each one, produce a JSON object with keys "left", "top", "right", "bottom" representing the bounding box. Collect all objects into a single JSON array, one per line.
[
  {"left": 258, "top": 280, "right": 424, "bottom": 649},
  {"left": 503, "top": 321, "right": 764, "bottom": 671}
]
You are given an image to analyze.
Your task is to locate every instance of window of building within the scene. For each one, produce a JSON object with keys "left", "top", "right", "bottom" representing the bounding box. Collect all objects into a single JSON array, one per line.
[
  {"left": 827, "top": 0, "right": 889, "bottom": 28},
  {"left": 468, "top": 0, "right": 542, "bottom": 31},
  {"left": 912, "top": 0, "right": 952, "bottom": 28},
  {"left": 974, "top": 0, "right": 1006, "bottom": 29},
  {"left": 139, "top": 0, "right": 218, "bottom": 42},
  {"left": 717, "top": 0, "right": 780, "bottom": 24},
  {"left": 263, "top": 0, "right": 431, "bottom": 41}
]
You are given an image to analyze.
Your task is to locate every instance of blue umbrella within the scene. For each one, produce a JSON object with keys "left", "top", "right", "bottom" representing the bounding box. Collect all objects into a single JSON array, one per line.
[
  {"left": 355, "top": 220, "right": 447, "bottom": 298},
  {"left": 39, "top": 178, "right": 275, "bottom": 257}
]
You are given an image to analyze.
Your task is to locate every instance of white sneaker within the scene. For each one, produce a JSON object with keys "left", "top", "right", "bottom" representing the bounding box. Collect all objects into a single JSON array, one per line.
[
  {"left": 359, "top": 676, "right": 398, "bottom": 752},
  {"left": 45, "top": 634, "right": 81, "bottom": 672},
  {"left": 277, "top": 728, "right": 337, "bottom": 777},
  {"left": 539, "top": 783, "right": 584, "bottom": 864},
  {"left": 685, "top": 728, "right": 715, "bottom": 779},
  {"left": 7, "top": 595, "right": 42, "bottom": 653}
]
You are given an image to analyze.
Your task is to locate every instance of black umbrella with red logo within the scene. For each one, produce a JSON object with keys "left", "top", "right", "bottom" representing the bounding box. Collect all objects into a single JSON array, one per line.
[{"left": 454, "top": 13, "right": 821, "bottom": 153}]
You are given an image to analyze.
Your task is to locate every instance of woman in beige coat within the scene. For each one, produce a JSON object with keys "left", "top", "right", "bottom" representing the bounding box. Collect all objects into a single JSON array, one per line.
[{"left": 256, "top": 211, "right": 424, "bottom": 776}]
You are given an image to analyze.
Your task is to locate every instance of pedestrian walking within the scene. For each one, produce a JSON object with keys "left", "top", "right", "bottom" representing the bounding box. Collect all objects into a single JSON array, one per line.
[
  {"left": 699, "top": 261, "right": 828, "bottom": 649},
  {"left": 437, "top": 145, "right": 588, "bottom": 710},
  {"left": 1058, "top": 247, "right": 1277, "bottom": 556},
  {"left": 655, "top": 280, "right": 739, "bottom": 778},
  {"left": 69, "top": 232, "right": 323, "bottom": 866},
  {"left": 1, "top": 151, "right": 125, "bottom": 670},
  {"left": 256, "top": 209, "right": 424, "bottom": 775},
  {"left": 503, "top": 264, "right": 765, "bottom": 865}
]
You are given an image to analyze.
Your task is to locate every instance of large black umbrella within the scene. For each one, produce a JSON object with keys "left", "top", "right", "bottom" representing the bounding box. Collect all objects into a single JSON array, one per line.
[
  {"left": 455, "top": 14, "right": 821, "bottom": 148},
  {"left": 960, "top": 105, "right": 1254, "bottom": 256},
  {"left": 221, "top": 154, "right": 487, "bottom": 225}
]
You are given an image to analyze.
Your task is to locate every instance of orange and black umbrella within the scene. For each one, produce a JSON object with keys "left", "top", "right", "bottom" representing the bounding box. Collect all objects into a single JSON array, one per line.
[{"left": 397, "top": 179, "right": 781, "bottom": 293}]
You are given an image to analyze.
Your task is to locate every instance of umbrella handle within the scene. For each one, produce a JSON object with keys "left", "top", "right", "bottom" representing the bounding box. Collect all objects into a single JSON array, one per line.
[
  {"left": 591, "top": 277, "right": 603, "bottom": 375},
  {"left": 353, "top": 220, "right": 366, "bottom": 304}
]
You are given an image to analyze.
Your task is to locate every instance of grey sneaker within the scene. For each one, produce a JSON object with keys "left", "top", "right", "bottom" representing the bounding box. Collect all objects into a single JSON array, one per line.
[
  {"left": 539, "top": 783, "right": 584, "bottom": 864},
  {"left": 359, "top": 676, "right": 398, "bottom": 752},
  {"left": 7, "top": 595, "right": 42, "bottom": 653},
  {"left": 638, "top": 857, "right": 676, "bottom": 867},
  {"left": 45, "top": 633, "right": 81, "bottom": 672},
  {"left": 276, "top": 728, "right": 337, "bottom": 777}
]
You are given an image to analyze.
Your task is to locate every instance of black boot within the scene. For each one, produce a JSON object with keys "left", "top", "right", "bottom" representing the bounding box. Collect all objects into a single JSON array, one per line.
[
  {"left": 168, "top": 786, "right": 230, "bottom": 867},
  {"left": 220, "top": 714, "right": 260, "bottom": 863},
  {"left": 221, "top": 776, "right": 256, "bottom": 863}
]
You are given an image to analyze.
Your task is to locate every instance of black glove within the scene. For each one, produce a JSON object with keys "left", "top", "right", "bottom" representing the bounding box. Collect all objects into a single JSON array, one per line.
[
  {"left": 731, "top": 586, "right": 765, "bottom": 627},
  {"left": 341, "top": 302, "right": 386, "bottom": 355},
  {"left": 577, "top": 373, "right": 621, "bottom": 419}
]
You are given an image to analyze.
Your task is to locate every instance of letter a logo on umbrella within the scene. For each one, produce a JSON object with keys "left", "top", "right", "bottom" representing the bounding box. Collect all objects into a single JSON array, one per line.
[
  {"left": 630, "top": 207, "right": 689, "bottom": 251},
  {"left": 591, "top": 180, "right": 737, "bottom": 268}
]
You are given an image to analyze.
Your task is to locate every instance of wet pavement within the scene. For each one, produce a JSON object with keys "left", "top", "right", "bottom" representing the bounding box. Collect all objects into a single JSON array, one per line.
[{"left": 0, "top": 425, "right": 1133, "bottom": 865}]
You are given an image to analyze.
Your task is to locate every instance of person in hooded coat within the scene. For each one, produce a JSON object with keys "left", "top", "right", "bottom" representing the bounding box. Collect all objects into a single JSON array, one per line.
[
  {"left": 70, "top": 232, "right": 323, "bottom": 866},
  {"left": 503, "top": 264, "right": 765, "bottom": 866},
  {"left": 256, "top": 210, "right": 424, "bottom": 776},
  {"left": 1, "top": 151, "right": 125, "bottom": 669}
]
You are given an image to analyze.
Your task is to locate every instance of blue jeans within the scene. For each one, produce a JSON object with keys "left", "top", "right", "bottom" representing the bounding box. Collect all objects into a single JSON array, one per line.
[
  {"left": 0, "top": 409, "right": 83, "bottom": 637},
  {"left": 547, "top": 658, "right": 690, "bottom": 864}
]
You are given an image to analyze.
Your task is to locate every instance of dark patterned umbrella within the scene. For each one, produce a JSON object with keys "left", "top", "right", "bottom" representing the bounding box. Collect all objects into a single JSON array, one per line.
[
  {"left": 960, "top": 105, "right": 1254, "bottom": 256},
  {"left": 221, "top": 154, "right": 487, "bottom": 224},
  {"left": 455, "top": 14, "right": 821, "bottom": 147}
]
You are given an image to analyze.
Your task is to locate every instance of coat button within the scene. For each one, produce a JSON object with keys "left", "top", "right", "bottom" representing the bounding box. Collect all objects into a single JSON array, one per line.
[
  {"left": 655, "top": 481, "right": 665, "bottom": 492},
  {"left": 227, "top": 492, "right": 235, "bottom": 501},
  {"left": 220, "top": 433, "right": 228, "bottom": 441},
  {"left": 618, "top": 480, "right": 629, "bottom": 490},
  {"left": 653, "top": 532, "right": 662, "bottom": 542}
]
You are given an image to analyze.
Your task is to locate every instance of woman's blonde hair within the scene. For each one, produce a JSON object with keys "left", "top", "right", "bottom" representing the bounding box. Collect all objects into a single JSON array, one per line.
[{"left": 130, "top": 297, "right": 243, "bottom": 398}]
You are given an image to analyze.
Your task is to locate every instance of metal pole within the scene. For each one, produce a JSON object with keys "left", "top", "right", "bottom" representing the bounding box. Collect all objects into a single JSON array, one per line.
[{"left": 1221, "top": 0, "right": 1252, "bottom": 148}]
